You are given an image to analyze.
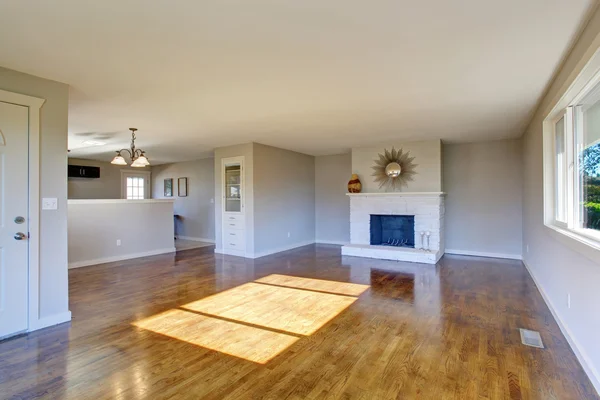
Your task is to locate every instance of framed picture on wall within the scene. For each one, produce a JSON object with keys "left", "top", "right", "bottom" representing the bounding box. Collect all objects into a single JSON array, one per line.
[
  {"left": 164, "top": 178, "right": 173, "bottom": 197},
  {"left": 178, "top": 177, "right": 188, "bottom": 197}
]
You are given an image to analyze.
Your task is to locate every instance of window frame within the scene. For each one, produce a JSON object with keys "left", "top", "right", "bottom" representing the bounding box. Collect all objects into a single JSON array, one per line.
[
  {"left": 120, "top": 170, "right": 151, "bottom": 200},
  {"left": 544, "top": 58, "right": 600, "bottom": 253},
  {"left": 551, "top": 111, "right": 568, "bottom": 228},
  {"left": 573, "top": 102, "right": 600, "bottom": 243}
]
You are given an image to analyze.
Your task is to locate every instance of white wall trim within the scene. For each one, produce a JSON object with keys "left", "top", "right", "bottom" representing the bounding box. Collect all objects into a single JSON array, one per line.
[
  {"left": 315, "top": 240, "right": 349, "bottom": 246},
  {"left": 0, "top": 88, "right": 45, "bottom": 109},
  {"left": 522, "top": 260, "right": 600, "bottom": 395},
  {"left": 68, "top": 199, "right": 174, "bottom": 205},
  {"left": 177, "top": 236, "right": 215, "bottom": 243},
  {"left": 544, "top": 223, "right": 600, "bottom": 265},
  {"left": 246, "top": 240, "right": 314, "bottom": 259},
  {"left": 28, "top": 311, "right": 72, "bottom": 332},
  {"left": 68, "top": 247, "right": 176, "bottom": 269},
  {"left": 445, "top": 249, "right": 522, "bottom": 260},
  {"left": 0, "top": 89, "right": 57, "bottom": 332},
  {"left": 120, "top": 170, "right": 152, "bottom": 199}
]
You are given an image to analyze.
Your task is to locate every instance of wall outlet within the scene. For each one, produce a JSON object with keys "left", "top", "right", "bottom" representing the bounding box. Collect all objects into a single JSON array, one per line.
[
  {"left": 567, "top": 293, "right": 571, "bottom": 309},
  {"left": 287, "top": 232, "right": 291, "bottom": 238},
  {"left": 116, "top": 239, "right": 121, "bottom": 246},
  {"left": 526, "top": 244, "right": 529, "bottom": 253}
]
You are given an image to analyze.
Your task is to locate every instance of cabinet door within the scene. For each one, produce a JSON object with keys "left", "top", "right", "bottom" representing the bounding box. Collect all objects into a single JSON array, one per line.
[{"left": 223, "top": 159, "right": 242, "bottom": 213}]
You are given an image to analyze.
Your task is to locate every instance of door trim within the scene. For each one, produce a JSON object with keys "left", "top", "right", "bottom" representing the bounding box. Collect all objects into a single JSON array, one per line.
[
  {"left": 0, "top": 89, "right": 46, "bottom": 332},
  {"left": 120, "top": 170, "right": 152, "bottom": 199}
]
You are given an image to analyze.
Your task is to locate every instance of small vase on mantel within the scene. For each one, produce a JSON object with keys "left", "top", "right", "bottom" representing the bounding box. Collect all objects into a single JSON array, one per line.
[{"left": 347, "top": 174, "right": 362, "bottom": 193}]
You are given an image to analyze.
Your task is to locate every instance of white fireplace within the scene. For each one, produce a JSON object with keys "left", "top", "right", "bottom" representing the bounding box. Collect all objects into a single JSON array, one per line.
[{"left": 341, "top": 192, "right": 445, "bottom": 264}]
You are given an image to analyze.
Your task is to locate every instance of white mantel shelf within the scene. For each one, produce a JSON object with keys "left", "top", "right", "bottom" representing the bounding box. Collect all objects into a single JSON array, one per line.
[{"left": 346, "top": 192, "right": 446, "bottom": 197}]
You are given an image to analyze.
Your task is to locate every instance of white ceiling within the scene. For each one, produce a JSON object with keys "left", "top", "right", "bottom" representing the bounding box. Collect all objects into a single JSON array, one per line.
[{"left": 0, "top": 1, "right": 595, "bottom": 164}]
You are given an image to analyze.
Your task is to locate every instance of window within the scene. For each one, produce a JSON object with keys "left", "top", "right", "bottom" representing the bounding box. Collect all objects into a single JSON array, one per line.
[
  {"left": 546, "top": 76, "right": 600, "bottom": 245},
  {"left": 126, "top": 176, "right": 145, "bottom": 200},
  {"left": 576, "top": 92, "right": 600, "bottom": 233},
  {"left": 121, "top": 171, "right": 151, "bottom": 200},
  {"left": 554, "top": 115, "right": 567, "bottom": 224}
]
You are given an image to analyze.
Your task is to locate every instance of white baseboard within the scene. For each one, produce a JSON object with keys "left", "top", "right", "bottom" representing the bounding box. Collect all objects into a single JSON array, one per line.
[
  {"left": 177, "top": 236, "right": 215, "bottom": 243},
  {"left": 316, "top": 240, "right": 349, "bottom": 246},
  {"left": 522, "top": 259, "right": 600, "bottom": 395},
  {"left": 445, "top": 249, "right": 522, "bottom": 260},
  {"left": 29, "top": 311, "right": 72, "bottom": 332},
  {"left": 68, "top": 248, "right": 176, "bottom": 269},
  {"left": 247, "top": 240, "right": 315, "bottom": 259}
]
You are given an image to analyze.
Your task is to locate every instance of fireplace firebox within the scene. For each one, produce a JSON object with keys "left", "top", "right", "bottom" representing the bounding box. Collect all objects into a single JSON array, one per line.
[{"left": 370, "top": 215, "right": 415, "bottom": 248}]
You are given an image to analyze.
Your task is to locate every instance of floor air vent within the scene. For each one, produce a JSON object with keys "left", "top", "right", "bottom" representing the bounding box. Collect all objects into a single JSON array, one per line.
[{"left": 519, "top": 328, "right": 544, "bottom": 348}]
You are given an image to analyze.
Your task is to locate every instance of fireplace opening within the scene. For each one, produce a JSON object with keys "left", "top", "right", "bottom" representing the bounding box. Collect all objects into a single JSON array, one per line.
[{"left": 370, "top": 215, "right": 415, "bottom": 248}]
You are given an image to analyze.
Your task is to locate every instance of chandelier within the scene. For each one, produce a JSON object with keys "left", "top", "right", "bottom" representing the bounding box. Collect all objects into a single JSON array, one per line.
[{"left": 110, "top": 128, "right": 150, "bottom": 167}]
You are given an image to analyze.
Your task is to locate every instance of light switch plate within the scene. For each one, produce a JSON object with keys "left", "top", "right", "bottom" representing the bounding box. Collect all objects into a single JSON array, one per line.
[{"left": 42, "top": 198, "right": 58, "bottom": 210}]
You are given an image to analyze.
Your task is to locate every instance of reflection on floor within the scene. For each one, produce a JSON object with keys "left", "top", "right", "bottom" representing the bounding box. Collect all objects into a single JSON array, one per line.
[
  {"left": 133, "top": 275, "right": 369, "bottom": 363},
  {"left": 174, "top": 238, "right": 213, "bottom": 251},
  {"left": 370, "top": 269, "right": 415, "bottom": 302},
  {"left": 1, "top": 245, "right": 598, "bottom": 399}
]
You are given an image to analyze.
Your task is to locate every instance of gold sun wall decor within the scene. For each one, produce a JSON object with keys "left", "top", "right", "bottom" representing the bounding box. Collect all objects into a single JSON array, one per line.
[{"left": 371, "top": 147, "right": 418, "bottom": 190}]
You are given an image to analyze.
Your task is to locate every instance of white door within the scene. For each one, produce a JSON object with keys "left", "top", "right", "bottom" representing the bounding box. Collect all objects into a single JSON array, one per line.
[{"left": 0, "top": 101, "right": 29, "bottom": 338}]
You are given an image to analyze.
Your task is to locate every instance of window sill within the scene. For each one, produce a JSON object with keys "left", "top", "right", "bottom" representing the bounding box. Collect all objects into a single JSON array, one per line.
[{"left": 544, "top": 223, "right": 600, "bottom": 263}]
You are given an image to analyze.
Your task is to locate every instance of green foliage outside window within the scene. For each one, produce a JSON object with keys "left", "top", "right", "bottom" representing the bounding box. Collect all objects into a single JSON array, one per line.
[{"left": 582, "top": 145, "right": 600, "bottom": 229}]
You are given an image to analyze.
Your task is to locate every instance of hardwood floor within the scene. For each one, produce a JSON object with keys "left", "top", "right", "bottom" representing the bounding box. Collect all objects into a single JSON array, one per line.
[
  {"left": 174, "top": 239, "right": 213, "bottom": 252},
  {"left": 0, "top": 245, "right": 597, "bottom": 399}
]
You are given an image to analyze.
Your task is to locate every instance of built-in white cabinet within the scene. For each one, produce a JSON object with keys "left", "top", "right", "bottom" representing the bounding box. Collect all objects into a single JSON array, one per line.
[{"left": 221, "top": 156, "right": 246, "bottom": 256}]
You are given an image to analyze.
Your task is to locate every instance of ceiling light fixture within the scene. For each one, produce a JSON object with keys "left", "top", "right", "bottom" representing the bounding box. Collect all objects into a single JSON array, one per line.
[{"left": 111, "top": 128, "right": 150, "bottom": 167}]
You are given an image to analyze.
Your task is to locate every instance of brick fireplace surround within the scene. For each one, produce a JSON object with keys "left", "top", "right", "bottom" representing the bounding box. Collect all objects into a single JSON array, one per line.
[{"left": 341, "top": 192, "right": 446, "bottom": 264}]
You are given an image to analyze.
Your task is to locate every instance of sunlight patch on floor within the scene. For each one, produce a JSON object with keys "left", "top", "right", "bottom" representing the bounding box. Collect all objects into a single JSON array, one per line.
[
  {"left": 133, "top": 274, "right": 369, "bottom": 363},
  {"left": 133, "top": 309, "right": 299, "bottom": 364},
  {"left": 255, "top": 274, "right": 370, "bottom": 296},
  {"left": 182, "top": 282, "right": 362, "bottom": 335}
]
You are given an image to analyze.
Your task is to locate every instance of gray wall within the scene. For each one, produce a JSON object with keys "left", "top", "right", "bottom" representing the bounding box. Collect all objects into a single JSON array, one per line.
[
  {"left": 253, "top": 143, "right": 316, "bottom": 256},
  {"left": 443, "top": 140, "right": 523, "bottom": 258},
  {"left": 68, "top": 158, "right": 148, "bottom": 199},
  {"left": 214, "top": 143, "right": 254, "bottom": 253},
  {"left": 0, "top": 67, "right": 69, "bottom": 320},
  {"left": 152, "top": 158, "right": 215, "bottom": 241},
  {"left": 315, "top": 153, "right": 351, "bottom": 244},
  {"left": 68, "top": 200, "right": 175, "bottom": 268},
  {"left": 352, "top": 139, "right": 442, "bottom": 192},
  {"left": 522, "top": 6, "right": 600, "bottom": 391},
  {"left": 313, "top": 143, "right": 524, "bottom": 253}
]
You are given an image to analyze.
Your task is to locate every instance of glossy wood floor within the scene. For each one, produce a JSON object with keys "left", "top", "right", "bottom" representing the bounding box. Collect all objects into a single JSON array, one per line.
[{"left": 0, "top": 245, "right": 597, "bottom": 400}]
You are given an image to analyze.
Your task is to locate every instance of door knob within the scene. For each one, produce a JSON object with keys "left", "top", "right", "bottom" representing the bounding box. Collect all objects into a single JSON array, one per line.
[{"left": 14, "top": 232, "right": 27, "bottom": 241}]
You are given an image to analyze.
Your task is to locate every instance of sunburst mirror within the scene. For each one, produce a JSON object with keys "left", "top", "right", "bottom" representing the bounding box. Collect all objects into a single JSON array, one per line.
[{"left": 371, "top": 147, "right": 418, "bottom": 190}]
